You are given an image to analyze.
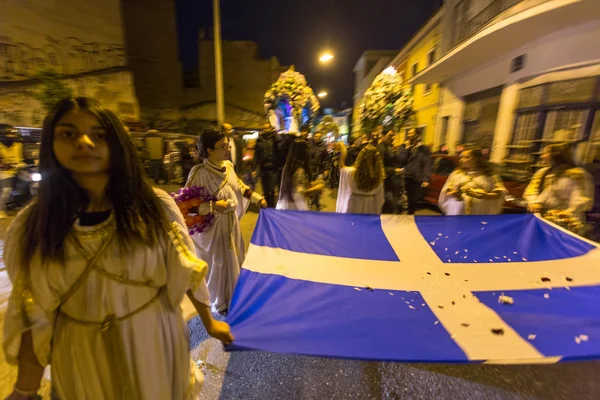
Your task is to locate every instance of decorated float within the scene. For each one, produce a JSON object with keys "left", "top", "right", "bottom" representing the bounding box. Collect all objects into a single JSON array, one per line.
[
  {"left": 357, "top": 66, "right": 413, "bottom": 133},
  {"left": 264, "top": 66, "right": 320, "bottom": 132}
]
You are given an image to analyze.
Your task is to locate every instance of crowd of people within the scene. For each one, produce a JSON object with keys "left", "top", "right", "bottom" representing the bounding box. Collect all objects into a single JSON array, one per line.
[{"left": 1, "top": 96, "right": 597, "bottom": 399}]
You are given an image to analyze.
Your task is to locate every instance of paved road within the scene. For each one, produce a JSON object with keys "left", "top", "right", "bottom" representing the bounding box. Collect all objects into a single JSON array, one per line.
[{"left": 1, "top": 188, "right": 600, "bottom": 399}]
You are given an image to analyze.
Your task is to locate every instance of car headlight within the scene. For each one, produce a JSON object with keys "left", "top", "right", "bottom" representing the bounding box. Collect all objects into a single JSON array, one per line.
[{"left": 32, "top": 172, "right": 42, "bottom": 182}]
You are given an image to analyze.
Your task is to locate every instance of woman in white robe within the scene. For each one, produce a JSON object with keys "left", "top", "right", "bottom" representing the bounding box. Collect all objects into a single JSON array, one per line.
[
  {"left": 335, "top": 142, "right": 385, "bottom": 214},
  {"left": 524, "top": 143, "right": 594, "bottom": 221},
  {"left": 3, "top": 98, "right": 233, "bottom": 400},
  {"left": 185, "top": 128, "right": 266, "bottom": 314},
  {"left": 276, "top": 139, "right": 324, "bottom": 211},
  {"left": 439, "top": 147, "right": 507, "bottom": 215}
]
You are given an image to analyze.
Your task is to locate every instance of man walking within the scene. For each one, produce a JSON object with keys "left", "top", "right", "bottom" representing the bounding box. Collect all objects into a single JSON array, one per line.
[
  {"left": 378, "top": 130, "right": 403, "bottom": 214},
  {"left": 144, "top": 129, "right": 164, "bottom": 184},
  {"left": 254, "top": 123, "right": 280, "bottom": 207},
  {"left": 397, "top": 129, "right": 432, "bottom": 215},
  {"left": 308, "top": 131, "right": 330, "bottom": 210},
  {"left": 222, "top": 123, "right": 245, "bottom": 175}
]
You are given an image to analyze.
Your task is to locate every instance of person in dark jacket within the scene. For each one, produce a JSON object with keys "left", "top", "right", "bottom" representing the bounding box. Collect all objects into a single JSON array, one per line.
[
  {"left": 345, "top": 135, "right": 369, "bottom": 167},
  {"left": 308, "top": 131, "right": 330, "bottom": 210},
  {"left": 254, "top": 123, "right": 280, "bottom": 207},
  {"left": 222, "top": 123, "right": 245, "bottom": 175},
  {"left": 378, "top": 130, "right": 404, "bottom": 214},
  {"left": 276, "top": 129, "right": 296, "bottom": 191},
  {"left": 397, "top": 129, "right": 432, "bottom": 214}
]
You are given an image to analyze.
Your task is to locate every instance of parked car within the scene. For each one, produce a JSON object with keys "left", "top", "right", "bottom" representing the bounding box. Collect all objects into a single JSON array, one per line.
[{"left": 422, "top": 155, "right": 528, "bottom": 212}]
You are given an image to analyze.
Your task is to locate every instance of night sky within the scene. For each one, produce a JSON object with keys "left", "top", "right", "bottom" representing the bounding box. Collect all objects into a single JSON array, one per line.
[{"left": 175, "top": 0, "right": 438, "bottom": 108}]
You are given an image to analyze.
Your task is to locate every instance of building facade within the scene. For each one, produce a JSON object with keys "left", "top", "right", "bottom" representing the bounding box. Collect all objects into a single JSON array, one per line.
[
  {"left": 179, "top": 39, "right": 285, "bottom": 130},
  {"left": 121, "top": 0, "right": 183, "bottom": 116},
  {"left": 0, "top": 0, "right": 139, "bottom": 126},
  {"left": 415, "top": 0, "right": 600, "bottom": 180},
  {"left": 352, "top": 50, "right": 398, "bottom": 136},
  {"left": 390, "top": 9, "right": 444, "bottom": 146}
]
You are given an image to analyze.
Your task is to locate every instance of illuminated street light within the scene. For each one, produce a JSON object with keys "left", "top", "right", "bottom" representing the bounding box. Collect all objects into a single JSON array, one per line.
[
  {"left": 317, "top": 91, "right": 328, "bottom": 98},
  {"left": 319, "top": 52, "right": 334, "bottom": 63}
]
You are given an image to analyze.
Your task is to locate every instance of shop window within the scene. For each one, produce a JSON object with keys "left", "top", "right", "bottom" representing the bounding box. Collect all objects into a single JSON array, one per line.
[
  {"left": 584, "top": 111, "right": 600, "bottom": 163},
  {"left": 547, "top": 78, "right": 595, "bottom": 105},
  {"left": 517, "top": 85, "right": 543, "bottom": 109},
  {"left": 541, "top": 109, "right": 588, "bottom": 142},
  {"left": 511, "top": 113, "right": 539, "bottom": 144}
]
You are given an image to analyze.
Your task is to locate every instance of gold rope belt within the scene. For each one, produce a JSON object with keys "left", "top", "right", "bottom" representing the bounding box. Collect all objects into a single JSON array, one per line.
[
  {"left": 58, "top": 287, "right": 165, "bottom": 400},
  {"left": 59, "top": 286, "right": 164, "bottom": 329}
]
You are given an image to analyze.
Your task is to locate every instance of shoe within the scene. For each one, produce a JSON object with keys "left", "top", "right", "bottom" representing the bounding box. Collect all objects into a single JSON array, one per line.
[{"left": 0, "top": 211, "right": 7, "bottom": 220}]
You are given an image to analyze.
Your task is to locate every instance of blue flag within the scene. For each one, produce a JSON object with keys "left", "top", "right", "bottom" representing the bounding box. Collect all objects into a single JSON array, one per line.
[{"left": 226, "top": 210, "right": 600, "bottom": 364}]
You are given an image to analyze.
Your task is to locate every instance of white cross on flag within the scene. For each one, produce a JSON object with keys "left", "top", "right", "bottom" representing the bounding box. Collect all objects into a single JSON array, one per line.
[{"left": 226, "top": 210, "right": 600, "bottom": 364}]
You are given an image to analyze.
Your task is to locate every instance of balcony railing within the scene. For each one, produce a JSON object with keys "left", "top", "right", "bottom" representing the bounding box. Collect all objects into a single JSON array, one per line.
[{"left": 453, "top": 0, "right": 524, "bottom": 46}]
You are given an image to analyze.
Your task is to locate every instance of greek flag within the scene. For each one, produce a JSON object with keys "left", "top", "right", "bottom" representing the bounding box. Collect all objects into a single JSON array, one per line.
[{"left": 226, "top": 210, "right": 600, "bottom": 364}]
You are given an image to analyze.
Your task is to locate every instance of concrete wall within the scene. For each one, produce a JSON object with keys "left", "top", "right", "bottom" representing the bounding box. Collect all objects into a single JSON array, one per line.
[
  {"left": 0, "top": 69, "right": 139, "bottom": 126},
  {"left": 121, "top": 0, "right": 183, "bottom": 114},
  {"left": 188, "top": 40, "right": 284, "bottom": 117},
  {"left": 0, "top": 0, "right": 139, "bottom": 126}
]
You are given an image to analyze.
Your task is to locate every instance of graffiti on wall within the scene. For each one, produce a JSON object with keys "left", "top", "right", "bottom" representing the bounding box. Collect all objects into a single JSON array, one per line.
[{"left": 0, "top": 35, "right": 126, "bottom": 81}]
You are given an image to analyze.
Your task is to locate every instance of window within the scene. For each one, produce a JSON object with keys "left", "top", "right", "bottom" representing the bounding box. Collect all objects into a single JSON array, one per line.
[
  {"left": 584, "top": 111, "right": 600, "bottom": 163},
  {"left": 424, "top": 83, "right": 433, "bottom": 94},
  {"left": 508, "top": 76, "right": 600, "bottom": 177},
  {"left": 439, "top": 116, "right": 450, "bottom": 147},
  {"left": 547, "top": 78, "right": 595, "bottom": 105},
  {"left": 517, "top": 86, "right": 543, "bottom": 109},
  {"left": 541, "top": 109, "right": 588, "bottom": 142},
  {"left": 511, "top": 113, "right": 540, "bottom": 144},
  {"left": 412, "top": 62, "right": 418, "bottom": 77},
  {"left": 427, "top": 49, "right": 436, "bottom": 66}
]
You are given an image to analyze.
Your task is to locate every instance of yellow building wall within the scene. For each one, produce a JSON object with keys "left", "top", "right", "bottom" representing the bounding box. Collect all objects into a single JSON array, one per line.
[{"left": 406, "top": 23, "right": 441, "bottom": 147}]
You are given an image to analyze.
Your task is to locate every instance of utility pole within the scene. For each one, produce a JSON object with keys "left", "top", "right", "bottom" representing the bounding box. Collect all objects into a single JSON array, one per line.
[{"left": 213, "top": 0, "right": 225, "bottom": 125}]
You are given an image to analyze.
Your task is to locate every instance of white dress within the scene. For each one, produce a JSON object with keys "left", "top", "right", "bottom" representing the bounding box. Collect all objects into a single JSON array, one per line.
[
  {"left": 439, "top": 169, "right": 507, "bottom": 215},
  {"left": 185, "top": 160, "right": 261, "bottom": 313},
  {"left": 524, "top": 166, "right": 594, "bottom": 220},
  {"left": 3, "top": 189, "right": 209, "bottom": 399},
  {"left": 276, "top": 168, "right": 309, "bottom": 211},
  {"left": 336, "top": 166, "right": 384, "bottom": 214}
]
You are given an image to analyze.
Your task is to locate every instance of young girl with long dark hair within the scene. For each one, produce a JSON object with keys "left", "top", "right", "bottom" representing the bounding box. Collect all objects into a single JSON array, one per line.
[
  {"left": 276, "top": 139, "right": 324, "bottom": 211},
  {"left": 3, "top": 98, "right": 233, "bottom": 400},
  {"left": 336, "top": 142, "right": 385, "bottom": 214}
]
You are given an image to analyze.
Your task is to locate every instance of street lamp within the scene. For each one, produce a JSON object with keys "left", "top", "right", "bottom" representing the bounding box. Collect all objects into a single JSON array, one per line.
[
  {"left": 318, "top": 91, "right": 328, "bottom": 98},
  {"left": 319, "top": 52, "right": 334, "bottom": 63}
]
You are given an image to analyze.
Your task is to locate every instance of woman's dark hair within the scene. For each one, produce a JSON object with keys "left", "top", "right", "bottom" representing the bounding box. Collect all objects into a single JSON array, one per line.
[
  {"left": 280, "top": 139, "right": 311, "bottom": 201},
  {"left": 197, "top": 127, "right": 225, "bottom": 159},
  {"left": 460, "top": 146, "right": 495, "bottom": 176},
  {"left": 21, "top": 97, "right": 170, "bottom": 266}
]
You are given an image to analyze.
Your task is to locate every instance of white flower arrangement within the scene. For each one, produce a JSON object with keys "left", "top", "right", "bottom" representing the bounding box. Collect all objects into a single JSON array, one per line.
[
  {"left": 264, "top": 66, "right": 320, "bottom": 120},
  {"left": 358, "top": 67, "right": 413, "bottom": 131}
]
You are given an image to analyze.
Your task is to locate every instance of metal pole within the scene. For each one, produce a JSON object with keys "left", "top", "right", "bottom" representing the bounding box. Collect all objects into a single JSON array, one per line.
[{"left": 213, "top": 0, "right": 225, "bottom": 125}]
